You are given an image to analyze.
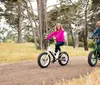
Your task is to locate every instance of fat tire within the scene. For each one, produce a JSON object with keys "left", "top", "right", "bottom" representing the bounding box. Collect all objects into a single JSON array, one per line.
[
  {"left": 37, "top": 52, "right": 50, "bottom": 68},
  {"left": 58, "top": 52, "right": 69, "bottom": 66},
  {"left": 88, "top": 51, "right": 98, "bottom": 67}
]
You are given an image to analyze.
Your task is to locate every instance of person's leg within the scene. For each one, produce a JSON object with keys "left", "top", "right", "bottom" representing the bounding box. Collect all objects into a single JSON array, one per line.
[
  {"left": 96, "top": 39, "right": 100, "bottom": 45},
  {"left": 55, "top": 43, "right": 59, "bottom": 53},
  {"left": 55, "top": 42, "right": 64, "bottom": 53},
  {"left": 96, "top": 39, "right": 100, "bottom": 58},
  {"left": 52, "top": 42, "right": 64, "bottom": 63}
]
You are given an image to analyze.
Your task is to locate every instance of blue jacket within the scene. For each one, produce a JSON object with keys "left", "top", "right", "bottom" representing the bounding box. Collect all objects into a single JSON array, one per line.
[{"left": 90, "top": 27, "right": 100, "bottom": 38}]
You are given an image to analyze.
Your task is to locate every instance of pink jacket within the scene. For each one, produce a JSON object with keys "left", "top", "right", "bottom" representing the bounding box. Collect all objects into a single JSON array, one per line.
[{"left": 46, "top": 28, "right": 65, "bottom": 42}]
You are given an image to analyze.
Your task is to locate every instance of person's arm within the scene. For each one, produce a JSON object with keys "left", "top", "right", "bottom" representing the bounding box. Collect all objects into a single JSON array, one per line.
[
  {"left": 46, "top": 32, "right": 55, "bottom": 39},
  {"left": 90, "top": 28, "right": 98, "bottom": 38}
]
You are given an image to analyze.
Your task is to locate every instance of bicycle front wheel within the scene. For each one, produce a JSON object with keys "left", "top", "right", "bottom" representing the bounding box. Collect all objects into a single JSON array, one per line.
[
  {"left": 37, "top": 52, "right": 51, "bottom": 68},
  {"left": 88, "top": 51, "right": 98, "bottom": 67}
]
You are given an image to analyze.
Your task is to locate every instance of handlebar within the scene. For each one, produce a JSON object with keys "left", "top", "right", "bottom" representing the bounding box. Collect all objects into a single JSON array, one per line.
[
  {"left": 89, "top": 36, "right": 100, "bottom": 44},
  {"left": 44, "top": 38, "right": 56, "bottom": 46},
  {"left": 89, "top": 35, "right": 100, "bottom": 39}
]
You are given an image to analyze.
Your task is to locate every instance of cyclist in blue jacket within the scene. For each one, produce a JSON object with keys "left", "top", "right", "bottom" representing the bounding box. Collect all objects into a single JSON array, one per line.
[{"left": 90, "top": 21, "right": 100, "bottom": 45}]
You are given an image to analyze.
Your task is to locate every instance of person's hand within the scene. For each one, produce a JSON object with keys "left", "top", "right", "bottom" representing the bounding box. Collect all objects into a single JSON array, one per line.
[
  {"left": 89, "top": 36, "right": 93, "bottom": 39},
  {"left": 45, "top": 36, "right": 47, "bottom": 39},
  {"left": 53, "top": 36, "right": 56, "bottom": 40}
]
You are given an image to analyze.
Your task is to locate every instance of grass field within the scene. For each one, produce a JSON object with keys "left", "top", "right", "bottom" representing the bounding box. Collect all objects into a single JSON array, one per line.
[
  {"left": 0, "top": 43, "right": 42, "bottom": 63},
  {"left": 0, "top": 43, "right": 93, "bottom": 63}
]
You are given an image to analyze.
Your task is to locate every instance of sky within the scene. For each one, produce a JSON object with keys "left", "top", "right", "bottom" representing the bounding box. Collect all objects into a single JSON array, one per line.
[{"left": 31, "top": 0, "right": 58, "bottom": 14}]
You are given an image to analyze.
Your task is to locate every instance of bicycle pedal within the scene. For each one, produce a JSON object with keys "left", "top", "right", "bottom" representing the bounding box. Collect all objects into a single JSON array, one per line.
[
  {"left": 51, "top": 59, "right": 56, "bottom": 63},
  {"left": 51, "top": 57, "right": 56, "bottom": 63}
]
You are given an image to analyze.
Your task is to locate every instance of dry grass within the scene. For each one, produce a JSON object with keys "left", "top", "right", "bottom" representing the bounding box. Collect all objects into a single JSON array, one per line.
[
  {"left": 0, "top": 43, "right": 42, "bottom": 63},
  {"left": 61, "top": 46, "right": 92, "bottom": 57},
  {"left": 54, "top": 68, "right": 100, "bottom": 85},
  {"left": 0, "top": 43, "right": 93, "bottom": 63}
]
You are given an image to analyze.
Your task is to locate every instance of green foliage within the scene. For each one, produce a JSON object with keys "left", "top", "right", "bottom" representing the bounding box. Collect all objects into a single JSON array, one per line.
[
  {"left": 0, "top": 8, "right": 3, "bottom": 12},
  {"left": 90, "top": 0, "right": 100, "bottom": 31},
  {"left": 27, "top": 36, "right": 40, "bottom": 44},
  {"left": 27, "top": 36, "right": 34, "bottom": 42},
  {"left": 5, "top": 39, "right": 16, "bottom": 43},
  {"left": 68, "top": 37, "right": 84, "bottom": 47},
  {"left": 4, "top": 1, "right": 19, "bottom": 28},
  {"left": 0, "top": 0, "right": 99, "bottom": 49},
  {"left": 47, "top": 1, "right": 83, "bottom": 32},
  {"left": 68, "top": 37, "right": 73, "bottom": 46},
  {"left": 68, "top": 38, "right": 93, "bottom": 48},
  {"left": 79, "top": 42, "right": 84, "bottom": 47},
  {"left": 88, "top": 39, "right": 94, "bottom": 48},
  {"left": 88, "top": 42, "right": 94, "bottom": 48},
  {"left": 92, "top": 0, "right": 100, "bottom": 5}
]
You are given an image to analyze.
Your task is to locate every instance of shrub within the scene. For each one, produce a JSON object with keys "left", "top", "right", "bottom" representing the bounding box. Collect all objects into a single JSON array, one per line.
[
  {"left": 68, "top": 37, "right": 84, "bottom": 47},
  {"left": 88, "top": 39, "right": 94, "bottom": 48},
  {"left": 68, "top": 37, "right": 73, "bottom": 46},
  {"left": 79, "top": 42, "right": 84, "bottom": 47},
  {"left": 5, "top": 39, "right": 16, "bottom": 43}
]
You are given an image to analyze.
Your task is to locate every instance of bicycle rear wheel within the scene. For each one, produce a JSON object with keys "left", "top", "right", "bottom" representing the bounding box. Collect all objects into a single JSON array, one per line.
[{"left": 58, "top": 52, "right": 69, "bottom": 66}]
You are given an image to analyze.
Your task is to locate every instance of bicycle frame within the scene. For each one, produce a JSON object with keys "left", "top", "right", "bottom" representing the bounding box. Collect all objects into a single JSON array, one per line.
[
  {"left": 92, "top": 37, "right": 100, "bottom": 58},
  {"left": 46, "top": 39, "right": 61, "bottom": 60},
  {"left": 94, "top": 44, "right": 100, "bottom": 56},
  {"left": 47, "top": 45, "right": 55, "bottom": 60}
]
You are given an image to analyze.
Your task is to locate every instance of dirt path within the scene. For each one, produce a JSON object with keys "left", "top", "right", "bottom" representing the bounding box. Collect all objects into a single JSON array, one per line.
[{"left": 0, "top": 57, "right": 100, "bottom": 85}]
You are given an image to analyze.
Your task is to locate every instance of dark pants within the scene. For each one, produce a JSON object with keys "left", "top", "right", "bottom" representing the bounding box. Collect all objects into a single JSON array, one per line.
[
  {"left": 55, "top": 42, "right": 64, "bottom": 53},
  {"left": 97, "top": 39, "right": 100, "bottom": 45}
]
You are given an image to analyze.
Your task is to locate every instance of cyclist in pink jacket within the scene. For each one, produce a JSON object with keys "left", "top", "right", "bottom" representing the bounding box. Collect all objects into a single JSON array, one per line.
[{"left": 46, "top": 23, "right": 65, "bottom": 54}]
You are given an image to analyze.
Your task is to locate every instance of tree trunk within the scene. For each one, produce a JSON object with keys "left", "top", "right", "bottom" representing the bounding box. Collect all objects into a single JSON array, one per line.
[
  {"left": 74, "top": 34, "right": 79, "bottom": 48},
  {"left": 17, "top": 2, "right": 22, "bottom": 43},
  {"left": 64, "top": 31, "right": 68, "bottom": 45},
  {"left": 83, "top": 30, "right": 88, "bottom": 51},
  {"left": 25, "top": 1, "right": 39, "bottom": 49},
  {"left": 70, "top": 29, "right": 79, "bottom": 48},
  {"left": 28, "top": 0, "right": 41, "bottom": 49},
  {"left": 37, "top": 0, "right": 47, "bottom": 49},
  {"left": 83, "top": 1, "right": 88, "bottom": 51},
  {"left": 70, "top": 29, "right": 75, "bottom": 48},
  {"left": 83, "top": 13, "right": 88, "bottom": 51}
]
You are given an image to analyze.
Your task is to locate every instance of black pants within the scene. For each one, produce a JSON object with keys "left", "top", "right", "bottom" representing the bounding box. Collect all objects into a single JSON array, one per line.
[
  {"left": 55, "top": 42, "right": 64, "bottom": 53},
  {"left": 97, "top": 39, "right": 100, "bottom": 45}
]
